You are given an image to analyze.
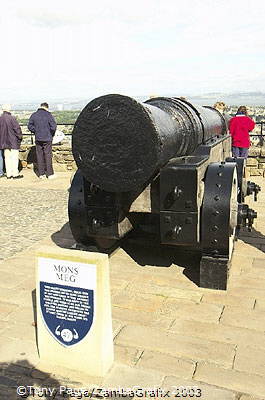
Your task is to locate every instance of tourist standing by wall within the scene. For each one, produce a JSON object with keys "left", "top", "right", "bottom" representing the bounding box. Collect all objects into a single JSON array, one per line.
[
  {"left": 213, "top": 101, "right": 227, "bottom": 115},
  {"left": 0, "top": 104, "right": 23, "bottom": 179},
  {"left": 229, "top": 106, "right": 255, "bottom": 158},
  {"left": 213, "top": 101, "right": 231, "bottom": 127},
  {"left": 28, "top": 102, "right": 57, "bottom": 179}
]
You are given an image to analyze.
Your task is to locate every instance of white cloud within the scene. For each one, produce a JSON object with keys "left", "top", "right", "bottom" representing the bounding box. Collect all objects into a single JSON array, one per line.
[{"left": 0, "top": 0, "right": 265, "bottom": 102}]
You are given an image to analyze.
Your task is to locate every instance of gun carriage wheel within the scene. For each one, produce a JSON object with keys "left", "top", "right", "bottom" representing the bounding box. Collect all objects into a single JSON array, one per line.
[
  {"left": 200, "top": 162, "right": 238, "bottom": 290},
  {"left": 68, "top": 169, "right": 89, "bottom": 245},
  {"left": 68, "top": 170, "right": 118, "bottom": 251},
  {"left": 225, "top": 157, "right": 247, "bottom": 203}
]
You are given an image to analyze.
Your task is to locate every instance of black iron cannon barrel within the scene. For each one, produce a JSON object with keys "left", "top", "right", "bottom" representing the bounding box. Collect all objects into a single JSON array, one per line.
[{"left": 72, "top": 94, "right": 227, "bottom": 192}]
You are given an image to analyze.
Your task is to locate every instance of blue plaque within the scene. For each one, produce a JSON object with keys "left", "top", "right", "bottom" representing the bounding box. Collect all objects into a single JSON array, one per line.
[{"left": 38, "top": 258, "right": 96, "bottom": 347}]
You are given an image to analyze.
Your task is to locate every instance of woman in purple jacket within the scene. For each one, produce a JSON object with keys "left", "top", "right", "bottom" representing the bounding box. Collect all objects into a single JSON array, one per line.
[{"left": 0, "top": 104, "right": 23, "bottom": 179}]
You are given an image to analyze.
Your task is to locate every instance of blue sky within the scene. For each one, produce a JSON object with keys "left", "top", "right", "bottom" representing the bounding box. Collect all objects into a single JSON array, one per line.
[{"left": 1, "top": 0, "right": 265, "bottom": 102}]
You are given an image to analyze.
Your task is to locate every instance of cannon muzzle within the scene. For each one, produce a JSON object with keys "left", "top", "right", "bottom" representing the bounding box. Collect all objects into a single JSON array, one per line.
[{"left": 72, "top": 94, "right": 227, "bottom": 192}]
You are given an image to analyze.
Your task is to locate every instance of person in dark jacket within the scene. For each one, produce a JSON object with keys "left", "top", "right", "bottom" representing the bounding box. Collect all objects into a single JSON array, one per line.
[
  {"left": 0, "top": 104, "right": 23, "bottom": 179},
  {"left": 229, "top": 106, "right": 255, "bottom": 158},
  {"left": 28, "top": 102, "right": 57, "bottom": 179}
]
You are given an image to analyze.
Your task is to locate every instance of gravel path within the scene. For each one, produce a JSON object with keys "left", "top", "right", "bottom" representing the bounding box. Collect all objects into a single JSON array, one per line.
[{"left": 0, "top": 187, "right": 69, "bottom": 259}]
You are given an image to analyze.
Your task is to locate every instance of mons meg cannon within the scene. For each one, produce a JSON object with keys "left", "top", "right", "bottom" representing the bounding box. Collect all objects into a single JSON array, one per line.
[{"left": 68, "top": 95, "right": 260, "bottom": 290}]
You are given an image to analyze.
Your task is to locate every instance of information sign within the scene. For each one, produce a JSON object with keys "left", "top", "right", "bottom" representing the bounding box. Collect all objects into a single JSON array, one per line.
[{"left": 39, "top": 257, "right": 96, "bottom": 347}]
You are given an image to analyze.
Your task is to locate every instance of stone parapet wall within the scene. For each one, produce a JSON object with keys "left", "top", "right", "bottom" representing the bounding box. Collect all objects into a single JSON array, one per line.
[
  {"left": 246, "top": 145, "right": 265, "bottom": 177},
  {"left": 19, "top": 143, "right": 77, "bottom": 172},
  {"left": 19, "top": 143, "right": 265, "bottom": 177}
]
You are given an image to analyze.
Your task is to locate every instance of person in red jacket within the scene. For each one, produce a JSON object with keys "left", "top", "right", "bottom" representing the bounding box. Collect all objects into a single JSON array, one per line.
[{"left": 229, "top": 106, "right": 255, "bottom": 158}]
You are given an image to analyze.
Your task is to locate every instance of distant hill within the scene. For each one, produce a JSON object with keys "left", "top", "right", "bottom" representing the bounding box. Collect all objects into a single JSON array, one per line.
[
  {"left": 135, "top": 92, "right": 265, "bottom": 106},
  {"left": 183, "top": 92, "right": 265, "bottom": 106},
  {"left": 10, "top": 91, "right": 265, "bottom": 110}
]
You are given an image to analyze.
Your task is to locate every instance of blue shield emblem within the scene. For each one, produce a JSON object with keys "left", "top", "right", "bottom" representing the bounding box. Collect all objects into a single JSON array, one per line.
[{"left": 38, "top": 258, "right": 96, "bottom": 347}]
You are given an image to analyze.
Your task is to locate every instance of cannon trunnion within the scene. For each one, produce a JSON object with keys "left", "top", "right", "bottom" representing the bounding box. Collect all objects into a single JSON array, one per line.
[{"left": 69, "top": 95, "right": 260, "bottom": 290}]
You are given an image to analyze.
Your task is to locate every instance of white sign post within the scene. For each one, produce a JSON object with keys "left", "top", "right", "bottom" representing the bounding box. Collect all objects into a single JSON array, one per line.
[{"left": 36, "top": 246, "right": 114, "bottom": 377}]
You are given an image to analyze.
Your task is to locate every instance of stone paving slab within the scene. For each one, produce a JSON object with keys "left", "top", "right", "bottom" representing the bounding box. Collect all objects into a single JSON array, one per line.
[
  {"left": 136, "top": 349, "right": 196, "bottom": 379},
  {"left": 162, "top": 376, "right": 237, "bottom": 400},
  {"left": 0, "top": 173, "right": 265, "bottom": 399},
  {"left": 115, "top": 324, "right": 236, "bottom": 368},
  {"left": 194, "top": 362, "right": 265, "bottom": 399}
]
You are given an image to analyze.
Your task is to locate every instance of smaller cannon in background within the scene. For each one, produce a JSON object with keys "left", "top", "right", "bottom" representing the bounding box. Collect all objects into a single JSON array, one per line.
[{"left": 69, "top": 95, "right": 260, "bottom": 290}]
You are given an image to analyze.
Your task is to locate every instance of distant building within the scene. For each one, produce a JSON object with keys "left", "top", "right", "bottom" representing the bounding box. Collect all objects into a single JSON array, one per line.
[{"left": 57, "top": 104, "right": 64, "bottom": 111}]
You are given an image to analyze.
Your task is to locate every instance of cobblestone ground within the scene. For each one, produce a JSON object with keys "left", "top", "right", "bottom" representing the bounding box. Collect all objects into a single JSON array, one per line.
[{"left": 0, "top": 187, "right": 68, "bottom": 260}]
